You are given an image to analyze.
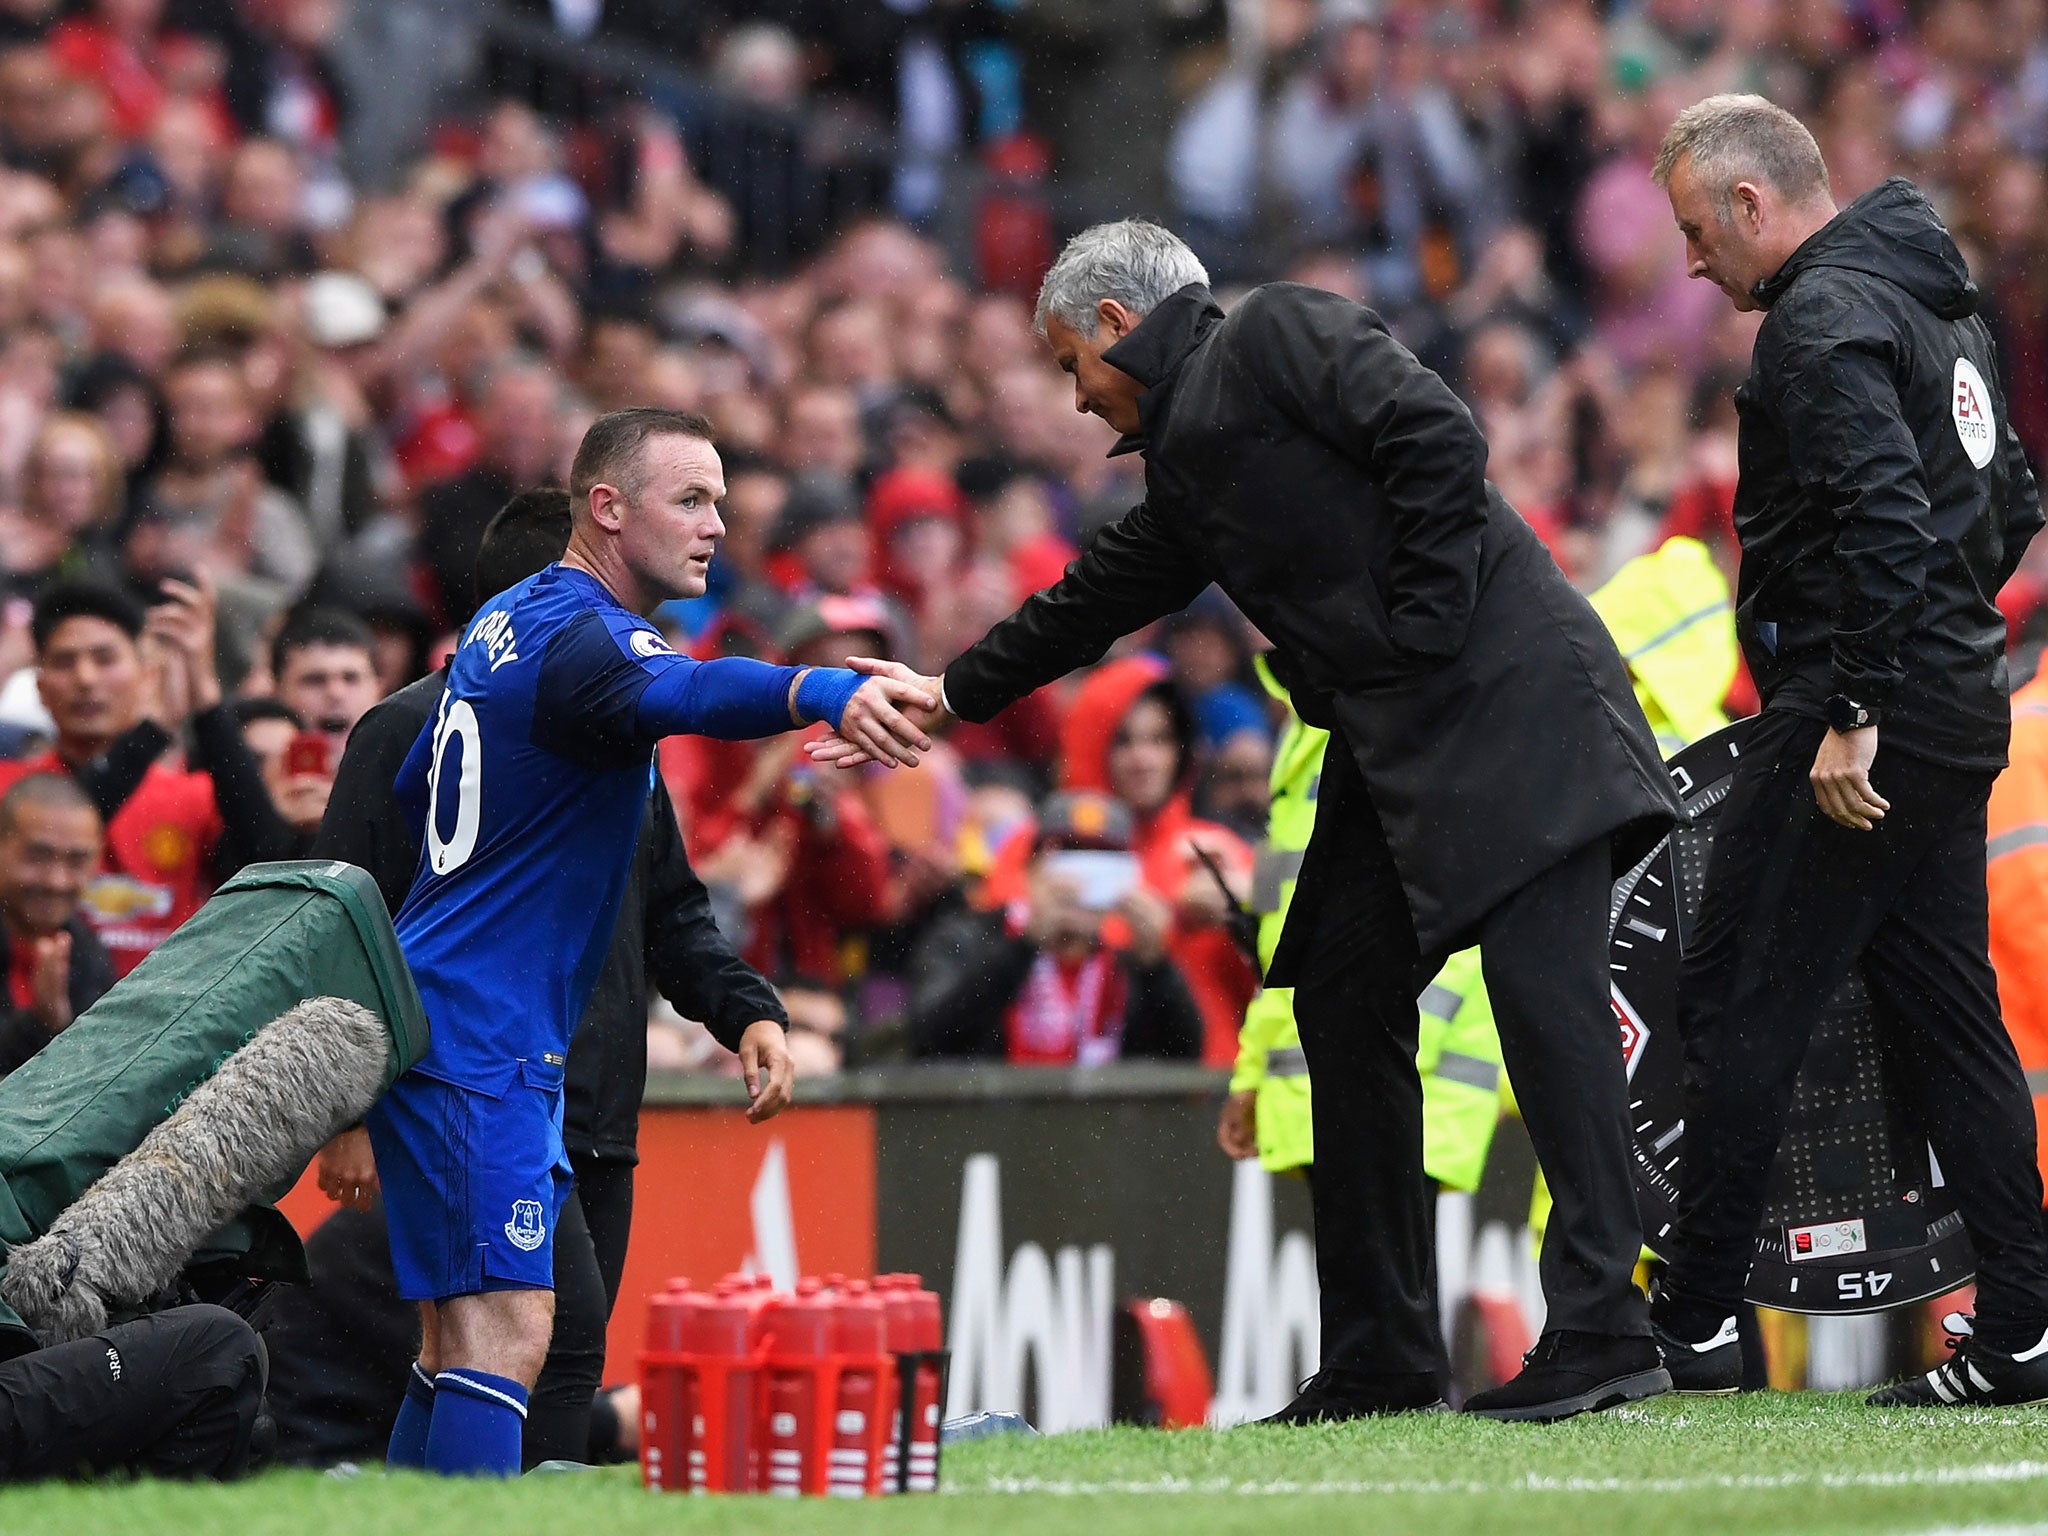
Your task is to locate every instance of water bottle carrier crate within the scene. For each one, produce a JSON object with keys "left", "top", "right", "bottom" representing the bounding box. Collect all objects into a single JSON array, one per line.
[{"left": 639, "top": 1275, "right": 947, "bottom": 1498}]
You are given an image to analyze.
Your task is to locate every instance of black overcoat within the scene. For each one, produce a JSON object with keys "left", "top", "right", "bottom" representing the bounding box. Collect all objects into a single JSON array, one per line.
[{"left": 944, "top": 282, "right": 1680, "bottom": 962}]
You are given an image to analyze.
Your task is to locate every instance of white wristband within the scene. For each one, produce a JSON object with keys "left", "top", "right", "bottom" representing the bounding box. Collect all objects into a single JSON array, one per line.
[{"left": 939, "top": 675, "right": 956, "bottom": 717}]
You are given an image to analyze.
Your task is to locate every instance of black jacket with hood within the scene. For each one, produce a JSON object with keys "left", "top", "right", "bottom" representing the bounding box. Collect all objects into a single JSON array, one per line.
[{"left": 1736, "top": 176, "right": 2044, "bottom": 767}]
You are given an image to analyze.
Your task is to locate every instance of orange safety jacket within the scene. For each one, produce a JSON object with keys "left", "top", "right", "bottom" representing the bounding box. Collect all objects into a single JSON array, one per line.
[{"left": 1986, "top": 669, "right": 2048, "bottom": 1203}]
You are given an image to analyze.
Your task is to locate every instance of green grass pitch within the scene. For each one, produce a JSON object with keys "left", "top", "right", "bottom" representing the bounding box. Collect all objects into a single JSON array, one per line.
[{"left": 2, "top": 1394, "right": 2046, "bottom": 1536}]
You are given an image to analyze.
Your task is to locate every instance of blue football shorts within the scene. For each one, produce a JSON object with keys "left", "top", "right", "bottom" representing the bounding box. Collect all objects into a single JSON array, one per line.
[{"left": 365, "top": 1057, "right": 572, "bottom": 1303}]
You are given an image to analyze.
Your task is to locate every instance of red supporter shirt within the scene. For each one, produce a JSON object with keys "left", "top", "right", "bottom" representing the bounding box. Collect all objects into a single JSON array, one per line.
[
  {"left": 47, "top": 20, "right": 233, "bottom": 141},
  {"left": 0, "top": 755, "right": 223, "bottom": 977}
]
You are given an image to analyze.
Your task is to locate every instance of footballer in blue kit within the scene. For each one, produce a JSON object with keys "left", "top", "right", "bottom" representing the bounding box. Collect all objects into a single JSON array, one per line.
[{"left": 364, "top": 409, "right": 937, "bottom": 1477}]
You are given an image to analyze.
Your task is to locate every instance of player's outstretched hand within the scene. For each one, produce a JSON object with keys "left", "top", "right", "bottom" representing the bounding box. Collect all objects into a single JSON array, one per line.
[
  {"left": 819, "top": 662, "right": 939, "bottom": 770},
  {"left": 739, "top": 1018, "right": 795, "bottom": 1123},
  {"left": 807, "top": 658, "right": 951, "bottom": 770}
]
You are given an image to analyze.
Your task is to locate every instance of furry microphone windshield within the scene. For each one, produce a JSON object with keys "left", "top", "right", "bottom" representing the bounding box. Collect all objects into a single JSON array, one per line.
[{"left": 1, "top": 995, "right": 389, "bottom": 1345}]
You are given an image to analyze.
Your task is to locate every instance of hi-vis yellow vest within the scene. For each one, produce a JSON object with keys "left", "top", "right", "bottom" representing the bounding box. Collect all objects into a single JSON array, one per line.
[{"left": 1588, "top": 536, "right": 1737, "bottom": 757}]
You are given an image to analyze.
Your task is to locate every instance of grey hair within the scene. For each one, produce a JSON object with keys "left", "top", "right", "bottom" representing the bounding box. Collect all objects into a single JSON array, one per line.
[
  {"left": 1032, "top": 220, "right": 1210, "bottom": 337},
  {"left": 1653, "top": 94, "right": 1831, "bottom": 217}
]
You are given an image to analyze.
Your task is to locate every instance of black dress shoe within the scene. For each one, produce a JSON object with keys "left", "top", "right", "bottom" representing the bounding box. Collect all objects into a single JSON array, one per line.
[
  {"left": 1462, "top": 1332, "right": 1670, "bottom": 1423},
  {"left": 1253, "top": 1367, "right": 1448, "bottom": 1425}
]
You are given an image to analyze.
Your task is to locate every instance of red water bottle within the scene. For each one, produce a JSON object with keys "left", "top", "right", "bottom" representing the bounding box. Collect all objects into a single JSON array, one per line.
[
  {"left": 638, "top": 1279, "right": 701, "bottom": 1491},
  {"left": 829, "top": 1280, "right": 888, "bottom": 1497},
  {"left": 876, "top": 1275, "right": 914, "bottom": 1493},
  {"left": 903, "top": 1274, "right": 944, "bottom": 1493},
  {"left": 692, "top": 1281, "right": 768, "bottom": 1492},
  {"left": 760, "top": 1282, "right": 836, "bottom": 1496}
]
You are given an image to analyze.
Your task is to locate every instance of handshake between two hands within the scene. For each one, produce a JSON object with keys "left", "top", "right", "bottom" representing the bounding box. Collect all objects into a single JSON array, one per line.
[{"left": 806, "top": 658, "right": 953, "bottom": 771}]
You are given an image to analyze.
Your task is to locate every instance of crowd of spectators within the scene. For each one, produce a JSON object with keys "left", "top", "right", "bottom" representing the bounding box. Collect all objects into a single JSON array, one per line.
[{"left": 0, "top": 0, "right": 2040, "bottom": 1079}]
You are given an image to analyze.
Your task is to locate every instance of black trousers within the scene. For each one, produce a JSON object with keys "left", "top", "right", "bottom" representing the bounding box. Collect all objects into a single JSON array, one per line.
[
  {"left": 0, "top": 1305, "right": 265, "bottom": 1482},
  {"left": 522, "top": 1152, "right": 635, "bottom": 1468},
  {"left": 1663, "top": 710, "right": 2048, "bottom": 1349},
  {"left": 1290, "top": 744, "right": 1649, "bottom": 1384}
]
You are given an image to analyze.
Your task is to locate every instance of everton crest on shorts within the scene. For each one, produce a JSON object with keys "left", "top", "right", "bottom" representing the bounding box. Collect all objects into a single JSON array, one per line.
[{"left": 369, "top": 1059, "right": 573, "bottom": 1301}]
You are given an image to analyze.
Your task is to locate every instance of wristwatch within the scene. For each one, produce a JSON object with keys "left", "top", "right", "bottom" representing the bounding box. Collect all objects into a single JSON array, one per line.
[{"left": 1824, "top": 694, "right": 1878, "bottom": 732}]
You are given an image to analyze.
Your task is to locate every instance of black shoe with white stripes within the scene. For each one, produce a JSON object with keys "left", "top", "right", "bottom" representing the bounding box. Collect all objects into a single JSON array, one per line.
[
  {"left": 1867, "top": 1313, "right": 2048, "bottom": 1407},
  {"left": 1650, "top": 1313, "right": 1742, "bottom": 1395}
]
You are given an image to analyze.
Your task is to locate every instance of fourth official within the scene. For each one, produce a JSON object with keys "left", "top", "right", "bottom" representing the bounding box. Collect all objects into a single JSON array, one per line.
[{"left": 1651, "top": 94, "right": 2048, "bottom": 1406}]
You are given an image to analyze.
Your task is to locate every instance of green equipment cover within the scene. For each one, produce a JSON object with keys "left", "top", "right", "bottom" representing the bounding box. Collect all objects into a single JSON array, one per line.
[{"left": 0, "top": 860, "right": 428, "bottom": 1357}]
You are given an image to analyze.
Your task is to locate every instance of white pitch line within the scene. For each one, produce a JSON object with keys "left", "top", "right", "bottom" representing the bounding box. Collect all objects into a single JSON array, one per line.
[{"left": 949, "top": 1461, "right": 2048, "bottom": 1498}]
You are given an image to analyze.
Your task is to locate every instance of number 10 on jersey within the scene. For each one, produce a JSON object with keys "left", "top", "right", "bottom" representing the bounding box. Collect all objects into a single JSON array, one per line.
[{"left": 427, "top": 693, "right": 483, "bottom": 873}]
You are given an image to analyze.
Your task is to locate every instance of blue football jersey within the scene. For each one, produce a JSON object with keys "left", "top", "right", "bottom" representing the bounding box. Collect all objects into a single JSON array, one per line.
[{"left": 392, "top": 562, "right": 825, "bottom": 1092}]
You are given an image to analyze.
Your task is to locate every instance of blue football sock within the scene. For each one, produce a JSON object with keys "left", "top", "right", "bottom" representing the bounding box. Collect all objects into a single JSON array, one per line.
[
  {"left": 426, "top": 1369, "right": 529, "bottom": 1478},
  {"left": 387, "top": 1361, "right": 437, "bottom": 1468}
]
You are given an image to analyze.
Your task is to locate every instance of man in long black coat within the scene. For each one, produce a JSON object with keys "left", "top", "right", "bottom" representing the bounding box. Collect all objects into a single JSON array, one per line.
[{"left": 814, "top": 220, "right": 1683, "bottom": 1422}]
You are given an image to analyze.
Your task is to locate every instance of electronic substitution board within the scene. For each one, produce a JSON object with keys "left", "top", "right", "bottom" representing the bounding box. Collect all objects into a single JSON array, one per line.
[{"left": 1608, "top": 719, "right": 1975, "bottom": 1314}]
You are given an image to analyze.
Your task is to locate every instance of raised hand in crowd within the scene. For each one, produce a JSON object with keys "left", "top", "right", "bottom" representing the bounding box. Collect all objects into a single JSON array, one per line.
[
  {"left": 1117, "top": 885, "right": 1174, "bottom": 968},
  {"left": 1449, "top": 225, "right": 1551, "bottom": 327},
  {"left": 141, "top": 627, "right": 192, "bottom": 734},
  {"left": 1177, "top": 834, "right": 1249, "bottom": 928},
  {"left": 734, "top": 733, "right": 805, "bottom": 817},
  {"left": 1024, "top": 865, "right": 1094, "bottom": 953},
  {"left": 269, "top": 761, "right": 334, "bottom": 837},
  {"left": 142, "top": 571, "right": 223, "bottom": 716},
  {"left": 694, "top": 819, "right": 798, "bottom": 912},
  {"left": 595, "top": 108, "right": 734, "bottom": 270},
  {"left": 28, "top": 929, "right": 73, "bottom": 1036}
]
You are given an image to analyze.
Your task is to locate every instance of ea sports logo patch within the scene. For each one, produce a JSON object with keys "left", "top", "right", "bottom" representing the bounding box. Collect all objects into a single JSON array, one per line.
[
  {"left": 630, "top": 628, "right": 673, "bottom": 658},
  {"left": 1954, "top": 356, "right": 1996, "bottom": 470}
]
